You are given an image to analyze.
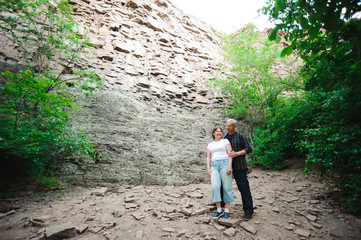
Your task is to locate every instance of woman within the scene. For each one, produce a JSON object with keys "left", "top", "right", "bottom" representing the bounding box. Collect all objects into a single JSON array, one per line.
[{"left": 206, "top": 127, "right": 235, "bottom": 219}]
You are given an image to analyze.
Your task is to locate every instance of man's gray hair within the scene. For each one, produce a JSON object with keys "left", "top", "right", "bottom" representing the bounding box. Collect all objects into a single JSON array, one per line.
[{"left": 227, "top": 119, "right": 237, "bottom": 124}]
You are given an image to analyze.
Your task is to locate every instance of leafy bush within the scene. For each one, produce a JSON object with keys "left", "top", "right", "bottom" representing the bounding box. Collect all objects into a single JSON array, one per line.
[
  {"left": 252, "top": 127, "right": 285, "bottom": 169},
  {"left": 300, "top": 87, "right": 361, "bottom": 214},
  {"left": 0, "top": 70, "right": 97, "bottom": 177},
  {"left": 36, "top": 176, "right": 64, "bottom": 191},
  {"left": 251, "top": 95, "right": 313, "bottom": 169}
]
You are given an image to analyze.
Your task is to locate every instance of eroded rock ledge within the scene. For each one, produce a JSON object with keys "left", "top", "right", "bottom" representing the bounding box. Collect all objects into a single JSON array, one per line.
[{"left": 71, "top": 0, "right": 225, "bottom": 109}]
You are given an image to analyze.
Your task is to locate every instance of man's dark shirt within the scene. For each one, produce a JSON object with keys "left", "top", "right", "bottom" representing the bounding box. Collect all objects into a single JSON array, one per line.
[{"left": 224, "top": 131, "right": 252, "bottom": 171}]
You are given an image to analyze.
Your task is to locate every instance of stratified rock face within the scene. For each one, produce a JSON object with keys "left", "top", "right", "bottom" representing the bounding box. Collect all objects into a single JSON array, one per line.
[
  {"left": 0, "top": 0, "right": 228, "bottom": 185},
  {"left": 70, "top": 0, "right": 224, "bottom": 108}
]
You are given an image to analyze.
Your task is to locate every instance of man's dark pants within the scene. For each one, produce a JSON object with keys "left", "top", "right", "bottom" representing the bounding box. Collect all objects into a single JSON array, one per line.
[
  {"left": 219, "top": 170, "right": 253, "bottom": 214},
  {"left": 233, "top": 169, "right": 254, "bottom": 215}
]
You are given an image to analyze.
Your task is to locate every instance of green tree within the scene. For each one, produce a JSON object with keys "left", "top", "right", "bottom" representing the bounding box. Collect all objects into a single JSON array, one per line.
[
  {"left": 211, "top": 25, "right": 303, "bottom": 128},
  {"left": 210, "top": 24, "right": 304, "bottom": 169},
  {"left": 0, "top": 0, "right": 101, "bottom": 179},
  {"left": 263, "top": 0, "right": 361, "bottom": 214}
]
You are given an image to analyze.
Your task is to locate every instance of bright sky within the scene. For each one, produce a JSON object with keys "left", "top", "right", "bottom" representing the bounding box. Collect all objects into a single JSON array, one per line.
[{"left": 170, "top": 0, "right": 275, "bottom": 34}]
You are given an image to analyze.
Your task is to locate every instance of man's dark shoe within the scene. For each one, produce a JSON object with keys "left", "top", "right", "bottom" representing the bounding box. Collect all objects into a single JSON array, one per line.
[
  {"left": 242, "top": 213, "right": 252, "bottom": 221},
  {"left": 224, "top": 212, "right": 230, "bottom": 219}
]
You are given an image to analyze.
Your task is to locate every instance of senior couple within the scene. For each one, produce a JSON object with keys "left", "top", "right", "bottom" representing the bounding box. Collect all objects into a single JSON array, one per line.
[{"left": 206, "top": 119, "right": 254, "bottom": 220}]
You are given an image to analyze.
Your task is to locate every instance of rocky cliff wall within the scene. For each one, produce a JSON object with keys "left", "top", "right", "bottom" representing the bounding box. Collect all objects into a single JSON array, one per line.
[
  {"left": 71, "top": 0, "right": 224, "bottom": 108},
  {"left": 0, "top": 0, "right": 232, "bottom": 185}
]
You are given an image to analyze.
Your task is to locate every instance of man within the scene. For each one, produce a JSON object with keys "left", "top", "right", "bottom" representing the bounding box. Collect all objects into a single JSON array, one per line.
[{"left": 224, "top": 119, "right": 254, "bottom": 220}]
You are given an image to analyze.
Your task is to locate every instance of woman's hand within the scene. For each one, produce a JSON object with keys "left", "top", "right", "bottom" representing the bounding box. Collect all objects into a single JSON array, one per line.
[{"left": 226, "top": 166, "right": 232, "bottom": 175}]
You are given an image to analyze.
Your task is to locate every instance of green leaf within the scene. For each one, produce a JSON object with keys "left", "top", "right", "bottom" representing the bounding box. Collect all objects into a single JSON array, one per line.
[
  {"left": 300, "top": 16, "right": 309, "bottom": 30},
  {"left": 300, "top": 54, "right": 310, "bottom": 62},
  {"left": 308, "top": 25, "right": 320, "bottom": 39},
  {"left": 280, "top": 46, "right": 293, "bottom": 57},
  {"left": 268, "top": 28, "right": 278, "bottom": 41}
]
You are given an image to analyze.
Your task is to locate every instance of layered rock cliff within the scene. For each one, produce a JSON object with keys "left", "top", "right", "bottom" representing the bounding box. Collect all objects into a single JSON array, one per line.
[
  {"left": 71, "top": 0, "right": 224, "bottom": 108},
  {"left": 0, "top": 0, "right": 230, "bottom": 185}
]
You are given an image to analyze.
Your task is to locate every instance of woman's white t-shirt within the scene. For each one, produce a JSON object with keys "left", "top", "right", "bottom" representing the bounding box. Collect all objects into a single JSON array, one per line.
[{"left": 207, "top": 139, "right": 230, "bottom": 161}]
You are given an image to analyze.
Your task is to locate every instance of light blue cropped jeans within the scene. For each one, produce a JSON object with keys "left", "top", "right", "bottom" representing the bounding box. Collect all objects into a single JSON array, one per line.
[{"left": 211, "top": 159, "right": 235, "bottom": 203}]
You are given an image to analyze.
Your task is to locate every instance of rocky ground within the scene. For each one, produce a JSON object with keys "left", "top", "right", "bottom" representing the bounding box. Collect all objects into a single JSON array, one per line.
[{"left": 1, "top": 162, "right": 361, "bottom": 240}]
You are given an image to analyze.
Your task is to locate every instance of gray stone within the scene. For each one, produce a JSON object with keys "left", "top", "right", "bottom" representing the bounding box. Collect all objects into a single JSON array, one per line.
[
  {"left": 217, "top": 218, "right": 240, "bottom": 228},
  {"left": 196, "top": 217, "right": 211, "bottom": 224},
  {"left": 76, "top": 224, "right": 89, "bottom": 234},
  {"left": 330, "top": 231, "right": 342, "bottom": 238},
  {"left": 45, "top": 222, "right": 77, "bottom": 240},
  {"left": 177, "top": 229, "right": 187, "bottom": 237},
  {"left": 89, "top": 226, "right": 104, "bottom": 233},
  {"left": 181, "top": 208, "right": 193, "bottom": 216},
  {"left": 306, "top": 214, "right": 317, "bottom": 222},
  {"left": 105, "top": 222, "right": 116, "bottom": 229},
  {"left": 311, "top": 222, "right": 322, "bottom": 229},
  {"left": 272, "top": 207, "right": 280, "bottom": 213},
  {"left": 223, "top": 227, "right": 236, "bottom": 237},
  {"left": 285, "top": 225, "right": 294, "bottom": 231},
  {"left": 186, "top": 192, "right": 204, "bottom": 199},
  {"left": 125, "top": 203, "right": 138, "bottom": 209},
  {"left": 33, "top": 215, "right": 51, "bottom": 223},
  {"left": 294, "top": 228, "right": 310, "bottom": 238},
  {"left": 112, "top": 208, "right": 126, "bottom": 218},
  {"left": 29, "top": 219, "right": 46, "bottom": 227},
  {"left": 124, "top": 196, "right": 138, "bottom": 203},
  {"left": 213, "top": 223, "right": 226, "bottom": 231},
  {"left": 164, "top": 206, "right": 176, "bottom": 213},
  {"left": 0, "top": 210, "right": 15, "bottom": 219},
  {"left": 162, "top": 227, "right": 176, "bottom": 233},
  {"left": 163, "top": 212, "right": 184, "bottom": 220},
  {"left": 194, "top": 208, "right": 210, "bottom": 215},
  {"left": 91, "top": 187, "right": 108, "bottom": 197},
  {"left": 240, "top": 222, "right": 257, "bottom": 235},
  {"left": 295, "top": 210, "right": 304, "bottom": 216},
  {"left": 131, "top": 212, "right": 145, "bottom": 221},
  {"left": 284, "top": 197, "right": 299, "bottom": 203}
]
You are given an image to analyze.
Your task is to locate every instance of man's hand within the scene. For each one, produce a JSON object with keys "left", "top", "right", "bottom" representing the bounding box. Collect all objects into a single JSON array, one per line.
[
  {"left": 228, "top": 150, "right": 237, "bottom": 158},
  {"left": 207, "top": 168, "right": 211, "bottom": 177}
]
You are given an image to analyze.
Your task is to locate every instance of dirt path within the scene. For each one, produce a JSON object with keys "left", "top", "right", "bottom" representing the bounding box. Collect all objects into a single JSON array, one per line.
[{"left": 1, "top": 166, "right": 360, "bottom": 240}]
